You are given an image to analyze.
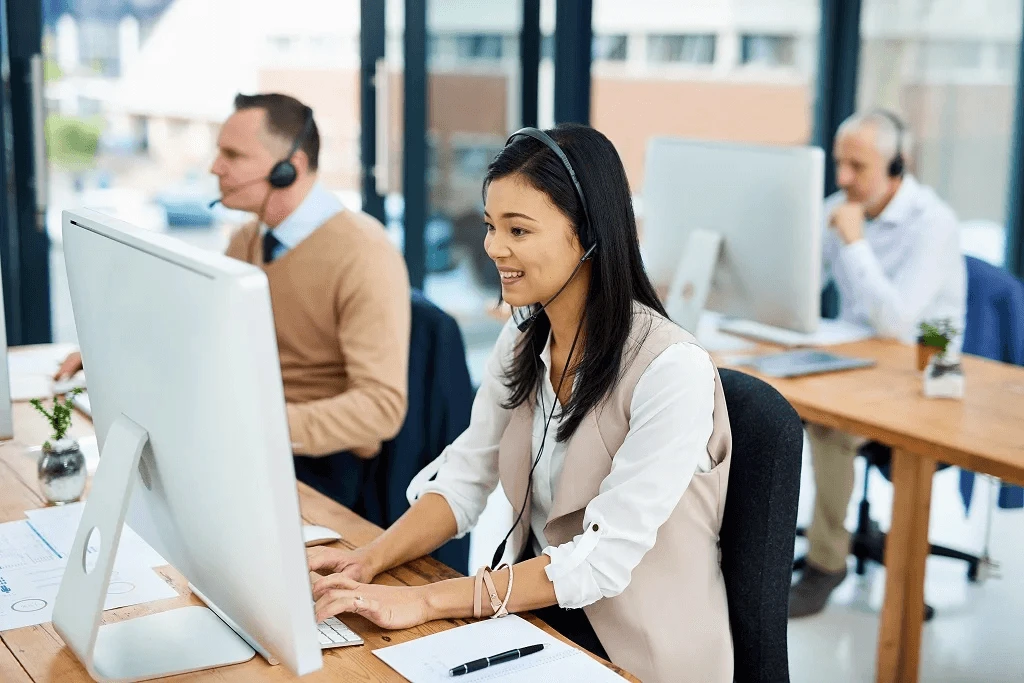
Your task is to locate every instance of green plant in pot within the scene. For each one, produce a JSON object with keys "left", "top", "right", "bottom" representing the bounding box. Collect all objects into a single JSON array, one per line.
[
  {"left": 31, "top": 388, "right": 87, "bottom": 504},
  {"left": 917, "top": 319, "right": 958, "bottom": 371},
  {"left": 917, "top": 319, "right": 964, "bottom": 398}
]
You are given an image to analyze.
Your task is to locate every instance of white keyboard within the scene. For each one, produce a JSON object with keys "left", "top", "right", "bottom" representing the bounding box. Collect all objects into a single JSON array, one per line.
[
  {"left": 717, "top": 317, "right": 875, "bottom": 348},
  {"left": 318, "top": 616, "right": 363, "bottom": 649},
  {"left": 71, "top": 391, "right": 91, "bottom": 417}
]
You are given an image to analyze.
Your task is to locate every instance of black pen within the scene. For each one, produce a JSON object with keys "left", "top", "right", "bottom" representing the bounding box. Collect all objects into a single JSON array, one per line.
[{"left": 449, "top": 643, "right": 545, "bottom": 677}]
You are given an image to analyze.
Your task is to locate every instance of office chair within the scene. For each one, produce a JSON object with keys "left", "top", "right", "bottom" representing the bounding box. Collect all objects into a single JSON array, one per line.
[
  {"left": 719, "top": 368, "right": 803, "bottom": 683},
  {"left": 793, "top": 442, "right": 981, "bottom": 621},
  {"left": 793, "top": 255, "right": 1024, "bottom": 619}
]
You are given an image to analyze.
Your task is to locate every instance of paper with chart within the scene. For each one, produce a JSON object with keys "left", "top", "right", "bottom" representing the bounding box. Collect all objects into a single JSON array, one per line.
[
  {"left": 372, "top": 615, "right": 628, "bottom": 683},
  {"left": 25, "top": 502, "right": 167, "bottom": 569},
  {"left": 0, "top": 517, "right": 176, "bottom": 631}
]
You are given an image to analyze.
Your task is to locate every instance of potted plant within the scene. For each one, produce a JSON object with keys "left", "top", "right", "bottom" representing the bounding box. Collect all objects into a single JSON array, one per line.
[
  {"left": 917, "top": 319, "right": 957, "bottom": 371},
  {"left": 917, "top": 319, "right": 964, "bottom": 399},
  {"left": 30, "top": 388, "right": 87, "bottom": 504}
]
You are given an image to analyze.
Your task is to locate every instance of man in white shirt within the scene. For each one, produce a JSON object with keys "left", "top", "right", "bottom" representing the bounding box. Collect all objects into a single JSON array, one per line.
[{"left": 789, "top": 110, "right": 966, "bottom": 618}]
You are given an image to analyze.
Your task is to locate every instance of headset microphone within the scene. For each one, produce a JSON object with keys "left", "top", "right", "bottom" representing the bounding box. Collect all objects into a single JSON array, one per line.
[
  {"left": 208, "top": 176, "right": 270, "bottom": 208},
  {"left": 516, "top": 242, "right": 597, "bottom": 333}
]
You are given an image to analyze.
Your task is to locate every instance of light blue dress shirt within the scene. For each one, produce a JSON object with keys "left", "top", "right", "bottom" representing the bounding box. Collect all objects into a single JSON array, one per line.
[{"left": 261, "top": 182, "right": 344, "bottom": 261}]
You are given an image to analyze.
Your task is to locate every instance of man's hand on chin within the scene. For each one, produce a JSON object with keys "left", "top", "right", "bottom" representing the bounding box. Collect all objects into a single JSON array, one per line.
[{"left": 829, "top": 202, "right": 866, "bottom": 245}]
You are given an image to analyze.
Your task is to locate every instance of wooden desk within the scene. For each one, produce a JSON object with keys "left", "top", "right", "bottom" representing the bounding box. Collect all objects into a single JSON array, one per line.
[
  {"left": 717, "top": 338, "right": 1024, "bottom": 683},
  {"left": 0, "top": 401, "right": 638, "bottom": 682}
]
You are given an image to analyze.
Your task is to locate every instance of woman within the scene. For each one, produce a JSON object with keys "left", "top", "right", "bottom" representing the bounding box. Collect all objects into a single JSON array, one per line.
[{"left": 307, "top": 124, "right": 733, "bottom": 682}]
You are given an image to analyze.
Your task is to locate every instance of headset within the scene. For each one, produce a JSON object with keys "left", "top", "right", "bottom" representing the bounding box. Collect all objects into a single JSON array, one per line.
[
  {"left": 505, "top": 128, "right": 597, "bottom": 333},
  {"left": 489, "top": 127, "right": 596, "bottom": 570},
  {"left": 209, "top": 107, "right": 316, "bottom": 207},
  {"left": 874, "top": 109, "right": 906, "bottom": 178},
  {"left": 268, "top": 107, "right": 315, "bottom": 188}
]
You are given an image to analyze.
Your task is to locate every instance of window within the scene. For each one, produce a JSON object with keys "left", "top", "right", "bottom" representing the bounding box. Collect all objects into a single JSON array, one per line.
[
  {"left": 430, "top": 33, "right": 507, "bottom": 63},
  {"left": 593, "top": 34, "right": 627, "bottom": 62},
  {"left": 591, "top": 1, "right": 819, "bottom": 201},
  {"left": 647, "top": 34, "right": 716, "bottom": 65},
  {"left": 419, "top": 2, "right": 524, "bottom": 387},
  {"left": 917, "top": 40, "right": 984, "bottom": 73},
  {"left": 267, "top": 35, "right": 298, "bottom": 54},
  {"left": 741, "top": 35, "right": 797, "bottom": 67},
  {"left": 42, "top": 2, "right": 364, "bottom": 343},
  {"left": 859, "top": 0, "right": 1022, "bottom": 266},
  {"left": 997, "top": 43, "right": 1019, "bottom": 74},
  {"left": 452, "top": 141, "right": 504, "bottom": 178}
]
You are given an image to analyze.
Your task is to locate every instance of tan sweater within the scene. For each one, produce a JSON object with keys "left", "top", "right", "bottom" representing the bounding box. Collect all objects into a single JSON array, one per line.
[{"left": 225, "top": 210, "right": 411, "bottom": 458}]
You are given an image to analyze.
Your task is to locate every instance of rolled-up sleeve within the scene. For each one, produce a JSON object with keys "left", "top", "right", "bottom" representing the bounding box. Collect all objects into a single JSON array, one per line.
[
  {"left": 541, "top": 342, "right": 717, "bottom": 608},
  {"left": 406, "top": 319, "right": 518, "bottom": 538}
]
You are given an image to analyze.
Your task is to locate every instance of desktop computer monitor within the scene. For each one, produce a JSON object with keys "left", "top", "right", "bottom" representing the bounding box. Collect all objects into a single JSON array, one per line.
[
  {"left": 54, "top": 209, "right": 321, "bottom": 680},
  {"left": 641, "top": 137, "right": 824, "bottom": 334}
]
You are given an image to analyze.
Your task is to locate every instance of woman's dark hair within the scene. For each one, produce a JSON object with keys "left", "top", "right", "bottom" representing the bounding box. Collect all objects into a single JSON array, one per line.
[{"left": 483, "top": 124, "right": 668, "bottom": 441}]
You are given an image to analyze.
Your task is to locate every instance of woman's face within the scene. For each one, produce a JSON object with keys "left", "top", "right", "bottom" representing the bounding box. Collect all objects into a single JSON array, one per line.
[{"left": 483, "top": 175, "right": 585, "bottom": 309}]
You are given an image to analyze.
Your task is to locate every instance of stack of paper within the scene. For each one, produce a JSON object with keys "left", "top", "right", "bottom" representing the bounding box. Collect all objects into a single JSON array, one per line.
[
  {"left": 373, "top": 615, "right": 628, "bottom": 682},
  {"left": 0, "top": 504, "right": 175, "bottom": 632}
]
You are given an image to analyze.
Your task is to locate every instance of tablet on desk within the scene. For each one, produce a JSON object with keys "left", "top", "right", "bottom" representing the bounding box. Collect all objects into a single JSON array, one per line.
[{"left": 737, "top": 349, "right": 876, "bottom": 378}]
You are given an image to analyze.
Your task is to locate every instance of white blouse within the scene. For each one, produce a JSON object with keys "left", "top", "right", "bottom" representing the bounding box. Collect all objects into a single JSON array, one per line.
[{"left": 407, "top": 319, "right": 717, "bottom": 609}]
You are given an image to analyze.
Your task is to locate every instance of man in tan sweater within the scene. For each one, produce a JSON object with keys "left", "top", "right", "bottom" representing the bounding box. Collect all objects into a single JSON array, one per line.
[{"left": 59, "top": 94, "right": 410, "bottom": 502}]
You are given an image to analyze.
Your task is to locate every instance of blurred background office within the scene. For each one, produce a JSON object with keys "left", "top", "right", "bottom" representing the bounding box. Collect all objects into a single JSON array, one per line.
[{"left": 2, "top": 1, "right": 1023, "bottom": 681}]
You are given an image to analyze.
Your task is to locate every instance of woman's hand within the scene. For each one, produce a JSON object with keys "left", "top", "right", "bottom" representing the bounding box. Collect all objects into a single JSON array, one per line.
[
  {"left": 307, "top": 546, "right": 382, "bottom": 585},
  {"left": 312, "top": 575, "right": 431, "bottom": 630}
]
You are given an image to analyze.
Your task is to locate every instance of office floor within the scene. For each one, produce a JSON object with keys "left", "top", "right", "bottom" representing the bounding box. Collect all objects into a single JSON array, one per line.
[{"left": 468, "top": 438, "right": 1024, "bottom": 683}]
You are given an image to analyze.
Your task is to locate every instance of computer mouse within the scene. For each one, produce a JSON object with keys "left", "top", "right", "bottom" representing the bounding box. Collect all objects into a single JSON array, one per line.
[
  {"left": 53, "top": 376, "right": 87, "bottom": 395},
  {"left": 302, "top": 524, "right": 343, "bottom": 547}
]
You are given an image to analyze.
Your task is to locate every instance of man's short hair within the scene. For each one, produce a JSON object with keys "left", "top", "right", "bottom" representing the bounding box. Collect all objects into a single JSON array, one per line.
[
  {"left": 837, "top": 109, "right": 912, "bottom": 163},
  {"left": 234, "top": 93, "right": 320, "bottom": 172}
]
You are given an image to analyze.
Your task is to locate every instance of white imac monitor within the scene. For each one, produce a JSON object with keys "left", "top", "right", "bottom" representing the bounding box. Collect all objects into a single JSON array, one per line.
[
  {"left": 53, "top": 209, "right": 321, "bottom": 680},
  {"left": 641, "top": 137, "right": 824, "bottom": 334}
]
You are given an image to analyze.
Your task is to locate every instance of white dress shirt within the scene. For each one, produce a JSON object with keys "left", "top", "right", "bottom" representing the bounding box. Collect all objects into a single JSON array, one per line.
[
  {"left": 407, "top": 319, "right": 717, "bottom": 609},
  {"left": 822, "top": 175, "right": 966, "bottom": 347},
  {"left": 260, "top": 182, "right": 344, "bottom": 260}
]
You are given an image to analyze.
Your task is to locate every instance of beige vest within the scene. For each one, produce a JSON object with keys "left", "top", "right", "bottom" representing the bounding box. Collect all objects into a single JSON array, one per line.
[{"left": 497, "top": 306, "right": 734, "bottom": 683}]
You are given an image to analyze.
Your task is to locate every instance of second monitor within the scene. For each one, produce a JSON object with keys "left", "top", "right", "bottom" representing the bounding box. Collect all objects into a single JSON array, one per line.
[{"left": 641, "top": 137, "right": 825, "bottom": 335}]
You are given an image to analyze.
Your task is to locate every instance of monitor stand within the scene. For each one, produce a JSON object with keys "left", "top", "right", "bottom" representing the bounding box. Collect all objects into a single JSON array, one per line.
[
  {"left": 51, "top": 414, "right": 256, "bottom": 682},
  {"left": 663, "top": 229, "right": 723, "bottom": 334}
]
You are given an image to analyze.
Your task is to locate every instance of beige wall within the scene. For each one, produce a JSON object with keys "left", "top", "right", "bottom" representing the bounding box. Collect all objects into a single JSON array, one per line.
[
  {"left": 249, "top": 67, "right": 1017, "bottom": 224},
  {"left": 592, "top": 77, "right": 813, "bottom": 193},
  {"left": 257, "top": 68, "right": 362, "bottom": 191}
]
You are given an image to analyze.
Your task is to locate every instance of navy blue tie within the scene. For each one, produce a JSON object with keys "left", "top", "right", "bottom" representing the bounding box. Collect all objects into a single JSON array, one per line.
[{"left": 263, "top": 231, "right": 281, "bottom": 264}]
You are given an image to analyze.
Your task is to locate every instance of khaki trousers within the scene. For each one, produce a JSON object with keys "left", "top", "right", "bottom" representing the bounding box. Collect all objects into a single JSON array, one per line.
[{"left": 806, "top": 424, "right": 867, "bottom": 573}]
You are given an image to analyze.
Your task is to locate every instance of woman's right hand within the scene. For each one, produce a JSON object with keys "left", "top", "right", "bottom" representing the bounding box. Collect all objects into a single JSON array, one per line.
[{"left": 307, "top": 545, "right": 383, "bottom": 585}]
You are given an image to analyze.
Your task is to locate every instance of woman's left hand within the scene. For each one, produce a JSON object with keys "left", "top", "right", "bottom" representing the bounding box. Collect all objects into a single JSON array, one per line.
[{"left": 312, "top": 574, "right": 431, "bottom": 630}]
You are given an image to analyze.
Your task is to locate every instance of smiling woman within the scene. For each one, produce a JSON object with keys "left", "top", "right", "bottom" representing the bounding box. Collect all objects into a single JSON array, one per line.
[{"left": 308, "top": 124, "right": 736, "bottom": 683}]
